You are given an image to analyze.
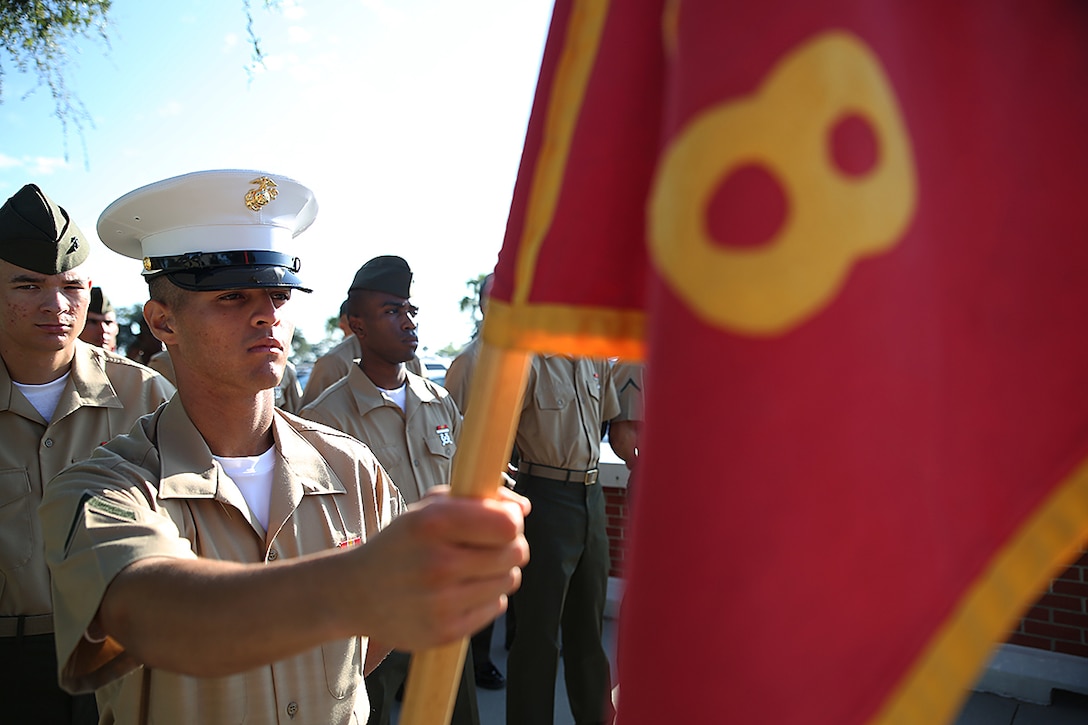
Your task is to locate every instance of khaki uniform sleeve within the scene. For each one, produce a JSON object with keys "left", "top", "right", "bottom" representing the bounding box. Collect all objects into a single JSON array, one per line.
[
  {"left": 147, "top": 352, "right": 176, "bottom": 386},
  {"left": 444, "top": 339, "right": 479, "bottom": 413},
  {"left": 297, "top": 377, "right": 357, "bottom": 437},
  {"left": 39, "top": 442, "right": 196, "bottom": 693},
  {"left": 300, "top": 354, "right": 351, "bottom": 408},
  {"left": 611, "top": 362, "right": 644, "bottom": 423},
  {"left": 298, "top": 403, "right": 335, "bottom": 429},
  {"left": 278, "top": 363, "right": 303, "bottom": 414}
]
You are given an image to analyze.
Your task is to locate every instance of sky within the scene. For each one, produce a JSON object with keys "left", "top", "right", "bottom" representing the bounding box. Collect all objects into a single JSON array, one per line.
[{"left": 0, "top": 0, "right": 555, "bottom": 356}]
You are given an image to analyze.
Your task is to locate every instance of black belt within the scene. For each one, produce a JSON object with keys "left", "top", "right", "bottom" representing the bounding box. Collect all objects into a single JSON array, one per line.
[
  {"left": 0, "top": 614, "right": 53, "bottom": 637},
  {"left": 521, "top": 462, "right": 599, "bottom": 485}
]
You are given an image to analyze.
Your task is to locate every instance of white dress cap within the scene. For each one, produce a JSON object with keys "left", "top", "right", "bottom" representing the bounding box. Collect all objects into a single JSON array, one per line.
[{"left": 98, "top": 170, "right": 318, "bottom": 291}]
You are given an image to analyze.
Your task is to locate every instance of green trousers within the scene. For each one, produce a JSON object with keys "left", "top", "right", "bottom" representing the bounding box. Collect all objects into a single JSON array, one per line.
[{"left": 506, "top": 475, "right": 615, "bottom": 725}]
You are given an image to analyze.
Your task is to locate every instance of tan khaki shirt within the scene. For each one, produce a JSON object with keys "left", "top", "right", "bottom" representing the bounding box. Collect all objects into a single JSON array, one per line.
[
  {"left": 300, "top": 336, "right": 422, "bottom": 409},
  {"left": 515, "top": 355, "right": 620, "bottom": 470},
  {"left": 444, "top": 337, "right": 481, "bottom": 415},
  {"left": 39, "top": 398, "right": 403, "bottom": 724},
  {"left": 611, "top": 361, "right": 644, "bottom": 423},
  {"left": 301, "top": 366, "right": 460, "bottom": 504},
  {"left": 0, "top": 341, "right": 174, "bottom": 619},
  {"left": 145, "top": 350, "right": 174, "bottom": 384},
  {"left": 278, "top": 361, "right": 303, "bottom": 414}
]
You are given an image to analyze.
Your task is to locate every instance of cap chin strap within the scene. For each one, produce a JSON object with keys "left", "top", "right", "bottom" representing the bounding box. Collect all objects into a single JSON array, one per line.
[
  {"left": 143, "top": 250, "right": 301, "bottom": 274},
  {"left": 142, "top": 253, "right": 312, "bottom": 293}
]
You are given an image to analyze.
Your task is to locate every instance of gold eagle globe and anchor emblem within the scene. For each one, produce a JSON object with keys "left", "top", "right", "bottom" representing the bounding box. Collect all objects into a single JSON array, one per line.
[{"left": 244, "top": 177, "right": 279, "bottom": 212}]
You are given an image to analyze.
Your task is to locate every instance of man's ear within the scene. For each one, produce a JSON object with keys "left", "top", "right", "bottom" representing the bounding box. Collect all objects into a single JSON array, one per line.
[
  {"left": 348, "top": 315, "right": 366, "bottom": 339},
  {"left": 143, "top": 299, "right": 176, "bottom": 344}
]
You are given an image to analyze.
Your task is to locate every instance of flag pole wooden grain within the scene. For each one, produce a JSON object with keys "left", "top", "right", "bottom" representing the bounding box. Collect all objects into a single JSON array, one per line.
[{"left": 399, "top": 342, "right": 532, "bottom": 725}]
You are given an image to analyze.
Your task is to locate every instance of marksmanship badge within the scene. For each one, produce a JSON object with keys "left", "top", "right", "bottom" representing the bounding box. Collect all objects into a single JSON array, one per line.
[{"left": 436, "top": 424, "right": 453, "bottom": 446}]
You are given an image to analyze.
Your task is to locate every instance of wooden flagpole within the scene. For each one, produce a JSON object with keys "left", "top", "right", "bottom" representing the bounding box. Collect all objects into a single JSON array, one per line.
[{"left": 398, "top": 342, "right": 532, "bottom": 725}]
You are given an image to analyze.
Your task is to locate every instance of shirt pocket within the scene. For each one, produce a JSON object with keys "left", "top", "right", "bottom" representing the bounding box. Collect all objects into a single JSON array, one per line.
[
  {"left": 0, "top": 468, "right": 33, "bottom": 572},
  {"left": 533, "top": 381, "right": 571, "bottom": 411},
  {"left": 423, "top": 428, "right": 456, "bottom": 461},
  {"left": 322, "top": 635, "right": 363, "bottom": 699},
  {"left": 582, "top": 371, "right": 603, "bottom": 403}
]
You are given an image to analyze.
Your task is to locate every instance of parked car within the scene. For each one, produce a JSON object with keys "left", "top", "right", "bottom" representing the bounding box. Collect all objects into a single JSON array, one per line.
[{"left": 420, "top": 356, "right": 449, "bottom": 387}]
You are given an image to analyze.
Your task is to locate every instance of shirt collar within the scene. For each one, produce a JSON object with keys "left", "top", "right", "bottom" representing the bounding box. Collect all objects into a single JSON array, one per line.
[
  {"left": 0, "top": 341, "right": 123, "bottom": 417},
  {"left": 157, "top": 397, "right": 346, "bottom": 500},
  {"left": 348, "top": 364, "right": 437, "bottom": 415}
]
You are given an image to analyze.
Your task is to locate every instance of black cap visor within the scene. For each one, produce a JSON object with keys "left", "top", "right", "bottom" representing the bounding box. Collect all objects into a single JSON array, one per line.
[{"left": 144, "top": 250, "right": 312, "bottom": 292}]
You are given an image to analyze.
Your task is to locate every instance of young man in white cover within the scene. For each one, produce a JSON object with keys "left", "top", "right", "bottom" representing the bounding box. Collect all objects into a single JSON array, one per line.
[{"left": 39, "top": 170, "right": 528, "bottom": 724}]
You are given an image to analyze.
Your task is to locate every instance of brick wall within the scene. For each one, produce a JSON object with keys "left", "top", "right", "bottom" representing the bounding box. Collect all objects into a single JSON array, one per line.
[
  {"left": 1008, "top": 550, "right": 1088, "bottom": 657},
  {"left": 604, "top": 485, "right": 630, "bottom": 578}
]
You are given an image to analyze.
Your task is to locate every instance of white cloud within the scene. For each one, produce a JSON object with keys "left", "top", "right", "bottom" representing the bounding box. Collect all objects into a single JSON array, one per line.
[
  {"left": 282, "top": 1, "right": 307, "bottom": 21},
  {"left": 223, "top": 32, "right": 240, "bottom": 51},
  {"left": 0, "top": 153, "right": 21, "bottom": 169},
  {"left": 26, "top": 156, "right": 68, "bottom": 175},
  {"left": 288, "top": 26, "right": 313, "bottom": 44}
]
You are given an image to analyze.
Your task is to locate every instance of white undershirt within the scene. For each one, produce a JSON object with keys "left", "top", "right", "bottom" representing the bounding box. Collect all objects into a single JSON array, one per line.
[
  {"left": 379, "top": 382, "right": 407, "bottom": 411},
  {"left": 13, "top": 372, "right": 70, "bottom": 423},
  {"left": 213, "top": 446, "right": 276, "bottom": 530}
]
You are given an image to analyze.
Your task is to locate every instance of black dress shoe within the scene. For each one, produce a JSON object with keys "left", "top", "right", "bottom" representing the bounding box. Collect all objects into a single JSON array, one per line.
[{"left": 475, "top": 662, "right": 506, "bottom": 690}]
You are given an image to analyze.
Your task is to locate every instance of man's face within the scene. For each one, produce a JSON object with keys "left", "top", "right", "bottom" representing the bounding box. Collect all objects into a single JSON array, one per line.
[
  {"left": 0, "top": 258, "right": 91, "bottom": 356},
  {"left": 350, "top": 290, "right": 419, "bottom": 365},
  {"left": 80, "top": 310, "right": 119, "bottom": 351},
  {"left": 156, "top": 286, "right": 294, "bottom": 395}
]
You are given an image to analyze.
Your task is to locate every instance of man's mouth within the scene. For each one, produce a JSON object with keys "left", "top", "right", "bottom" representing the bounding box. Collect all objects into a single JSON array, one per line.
[{"left": 249, "top": 337, "right": 284, "bottom": 354}]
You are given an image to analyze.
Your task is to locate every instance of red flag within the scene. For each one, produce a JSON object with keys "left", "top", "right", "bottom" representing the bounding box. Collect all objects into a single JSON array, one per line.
[{"left": 485, "top": 1, "right": 1088, "bottom": 723}]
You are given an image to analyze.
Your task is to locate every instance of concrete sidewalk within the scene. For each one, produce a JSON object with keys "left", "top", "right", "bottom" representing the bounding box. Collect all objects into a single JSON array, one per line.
[{"left": 955, "top": 690, "right": 1088, "bottom": 725}]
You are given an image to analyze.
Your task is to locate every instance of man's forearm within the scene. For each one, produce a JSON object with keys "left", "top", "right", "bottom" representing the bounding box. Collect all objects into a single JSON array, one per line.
[
  {"left": 98, "top": 551, "right": 353, "bottom": 676},
  {"left": 609, "top": 419, "right": 641, "bottom": 467}
]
